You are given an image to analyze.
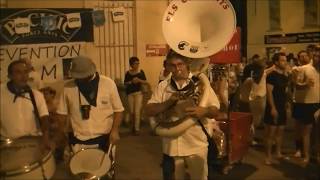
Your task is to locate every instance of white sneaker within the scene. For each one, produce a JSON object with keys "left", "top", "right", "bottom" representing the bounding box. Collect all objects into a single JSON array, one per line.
[{"left": 251, "top": 140, "right": 258, "bottom": 146}]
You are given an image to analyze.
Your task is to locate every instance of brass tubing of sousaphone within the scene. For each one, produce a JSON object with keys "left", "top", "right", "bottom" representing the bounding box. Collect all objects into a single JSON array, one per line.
[{"left": 149, "top": 73, "right": 210, "bottom": 137}]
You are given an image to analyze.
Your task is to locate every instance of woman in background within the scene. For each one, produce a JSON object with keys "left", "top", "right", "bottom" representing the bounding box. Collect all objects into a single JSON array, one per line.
[{"left": 124, "top": 57, "right": 147, "bottom": 135}]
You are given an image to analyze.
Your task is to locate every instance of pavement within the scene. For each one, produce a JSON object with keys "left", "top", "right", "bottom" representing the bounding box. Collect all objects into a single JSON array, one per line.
[{"left": 53, "top": 122, "right": 320, "bottom": 180}]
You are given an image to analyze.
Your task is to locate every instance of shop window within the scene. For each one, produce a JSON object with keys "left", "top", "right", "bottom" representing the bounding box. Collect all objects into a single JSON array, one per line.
[
  {"left": 268, "top": 0, "right": 282, "bottom": 31},
  {"left": 304, "top": 0, "right": 319, "bottom": 27}
]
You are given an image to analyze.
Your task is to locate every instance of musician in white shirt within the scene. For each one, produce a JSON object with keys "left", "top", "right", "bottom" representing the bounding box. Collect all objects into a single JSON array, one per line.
[
  {"left": 0, "top": 60, "right": 51, "bottom": 148},
  {"left": 146, "top": 50, "right": 220, "bottom": 180}
]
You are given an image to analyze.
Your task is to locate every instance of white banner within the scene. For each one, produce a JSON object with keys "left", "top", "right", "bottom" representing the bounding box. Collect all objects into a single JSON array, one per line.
[{"left": 0, "top": 42, "right": 86, "bottom": 93}]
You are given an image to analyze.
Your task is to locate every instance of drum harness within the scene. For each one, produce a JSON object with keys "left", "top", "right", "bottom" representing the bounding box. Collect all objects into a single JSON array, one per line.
[{"left": 28, "top": 89, "right": 48, "bottom": 180}]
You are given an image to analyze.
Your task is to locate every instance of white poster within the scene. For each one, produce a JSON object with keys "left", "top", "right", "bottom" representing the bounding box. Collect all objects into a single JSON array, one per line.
[
  {"left": 67, "top": 13, "right": 82, "bottom": 28},
  {"left": 111, "top": 7, "right": 126, "bottom": 22},
  {"left": 0, "top": 42, "right": 86, "bottom": 93}
]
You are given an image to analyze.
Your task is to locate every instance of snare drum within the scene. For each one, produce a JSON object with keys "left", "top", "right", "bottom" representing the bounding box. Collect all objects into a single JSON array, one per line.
[
  {"left": 69, "top": 145, "right": 114, "bottom": 180},
  {"left": 0, "top": 136, "right": 56, "bottom": 180}
]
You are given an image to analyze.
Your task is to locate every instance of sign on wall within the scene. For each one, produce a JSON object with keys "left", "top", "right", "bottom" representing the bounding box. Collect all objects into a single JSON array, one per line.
[
  {"left": 210, "top": 27, "right": 241, "bottom": 64},
  {"left": 146, "top": 44, "right": 169, "bottom": 57},
  {"left": 0, "top": 42, "right": 85, "bottom": 86},
  {"left": 0, "top": 8, "right": 94, "bottom": 45},
  {"left": 0, "top": 8, "right": 94, "bottom": 92},
  {"left": 264, "top": 31, "right": 320, "bottom": 44}
]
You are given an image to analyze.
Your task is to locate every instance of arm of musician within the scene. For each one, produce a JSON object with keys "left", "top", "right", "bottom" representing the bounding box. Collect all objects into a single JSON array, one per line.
[
  {"left": 109, "top": 112, "right": 123, "bottom": 144},
  {"left": 185, "top": 106, "right": 219, "bottom": 119},
  {"left": 145, "top": 97, "right": 178, "bottom": 117}
]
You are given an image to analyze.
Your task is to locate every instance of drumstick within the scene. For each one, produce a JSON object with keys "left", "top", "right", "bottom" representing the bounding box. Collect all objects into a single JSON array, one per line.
[{"left": 99, "top": 143, "right": 113, "bottom": 167}]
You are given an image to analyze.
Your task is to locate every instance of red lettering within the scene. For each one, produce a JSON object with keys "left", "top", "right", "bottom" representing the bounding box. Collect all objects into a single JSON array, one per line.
[{"left": 172, "top": 4, "right": 178, "bottom": 11}]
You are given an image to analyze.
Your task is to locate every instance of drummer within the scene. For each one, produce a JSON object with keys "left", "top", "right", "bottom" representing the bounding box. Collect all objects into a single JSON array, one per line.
[
  {"left": 0, "top": 60, "right": 51, "bottom": 148},
  {"left": 57, "top": 56, "right": 124, "bottom": 152}
]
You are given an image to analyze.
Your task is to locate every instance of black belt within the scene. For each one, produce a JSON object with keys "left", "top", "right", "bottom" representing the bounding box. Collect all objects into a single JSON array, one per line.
[{"left": 68, "top": 133, "right": 110, "bottom": 152}]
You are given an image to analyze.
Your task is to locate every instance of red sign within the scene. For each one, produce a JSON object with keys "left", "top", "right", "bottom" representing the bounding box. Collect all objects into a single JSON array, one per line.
[
  {"left": 210, "top": 27, "right": 241, "bottom": 64},
  {"left": 146, "top": 44, "right": 169, "bottom": 57}
]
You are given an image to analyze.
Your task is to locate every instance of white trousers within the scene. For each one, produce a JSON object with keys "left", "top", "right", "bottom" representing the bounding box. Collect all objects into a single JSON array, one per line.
[
  {"left": 127, "top": 91, "right": 143, "bottom": 131},
  {"left": 173, "top": 148, "right": 208, "bottom": 180}
]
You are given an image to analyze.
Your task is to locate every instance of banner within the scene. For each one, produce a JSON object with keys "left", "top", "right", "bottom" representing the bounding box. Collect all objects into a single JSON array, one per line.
[
  {"left": 0, "top": 8, "right": 94, "bottom": 45},
  {"left": 210, "top": 27, "right": 241, "bottom": 64},
  {"left": 0, "top": 42, "right": 86, "bottom": 93}
]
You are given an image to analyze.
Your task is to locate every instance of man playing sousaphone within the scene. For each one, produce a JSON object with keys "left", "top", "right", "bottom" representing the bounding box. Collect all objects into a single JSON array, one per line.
[{"left": 145, "top": 50, "right": 220, "bottom": 180}]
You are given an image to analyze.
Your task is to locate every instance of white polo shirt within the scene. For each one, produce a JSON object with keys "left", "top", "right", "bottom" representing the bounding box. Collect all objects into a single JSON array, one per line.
[
  {"left": 148, "top": 73, "right": 220, "bottom": 156},
  {"left": 294, "top": 63, "right": 320, "bottom": 103},
  {"left": 0, "top": 84, "right": 49, "bottom": 139},
  {"left": 57, "top": 75, "right": 124, "bottom": 141}
]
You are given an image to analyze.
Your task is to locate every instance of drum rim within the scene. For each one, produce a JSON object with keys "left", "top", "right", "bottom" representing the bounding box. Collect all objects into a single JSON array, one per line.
[
  {"left": 0, "top": 136, "right": 53, "bottom": 177},
  {"left": 69, "top": 148, "right": 111, "bottom": 177},
  {"left": 1, "top": 151, "right": 53, "bottom": 177}
]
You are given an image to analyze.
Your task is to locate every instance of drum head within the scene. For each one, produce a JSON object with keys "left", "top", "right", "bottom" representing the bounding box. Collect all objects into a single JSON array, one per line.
[
  {"left": 0, "top": 136, "right": 50, "bottom": 173},
  {"left": 70, "top": 148, "right": 111, "bottom": 177}
]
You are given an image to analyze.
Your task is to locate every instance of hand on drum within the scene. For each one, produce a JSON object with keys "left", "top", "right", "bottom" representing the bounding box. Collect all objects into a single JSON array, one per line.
[
  {"left": 109, "top": 129, "right": 120, "bottom": 144},
  {"left": 185, "top": 106, "right": 209, "bottom": 119}
]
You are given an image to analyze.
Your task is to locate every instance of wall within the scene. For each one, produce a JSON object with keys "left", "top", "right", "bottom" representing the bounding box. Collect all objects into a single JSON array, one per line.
[
  {"left": 135, "top": 0, "right": 168, "bottom": 89},
  {"left": 247, "top": 0, "right": 320, "bottom": 59},
  {"left": 3, "top": 0, "right": 168, "bottom": 89}
]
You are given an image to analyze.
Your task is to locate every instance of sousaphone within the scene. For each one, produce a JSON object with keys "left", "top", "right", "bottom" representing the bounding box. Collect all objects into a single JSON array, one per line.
[{"left": 149, "top": 0, "right": 236, "bottom": 137}]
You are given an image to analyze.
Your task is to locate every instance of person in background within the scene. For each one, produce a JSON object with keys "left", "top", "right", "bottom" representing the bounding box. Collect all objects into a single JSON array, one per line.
[
  {"left": 124, "top": 56, "right": 147, "bottom": 135},
  {"left": 306, "top": 44, "right": 316, "bottom": 61},
  {"left": 22, "top": 58, "right": 43, "bottom": 90},
  {"left": 291, "top": 49, "right": 319, "bottom": 166},
  {"left": 57, "top": 56, "right": 124, "bottom": 153},
  {"left": 264, "top": 52, "right": 289, "bottom": 165},
  {"left": 241, "top": 54, "right": 274, "bottom": 145},
  {"left": 159, "top": 59, "right": 172, "bottom": 83},
  {"left": 0, "top": 60, "right": 51, "bottom": 149},
  {"left": 145, "top": 50, "right": 220, "bottom": 180},
  {"left": 40, "top": 87, "right": 67, "bottom": 162},
  {"left": 311, "top": 46, "right": 320, "bottom": 164}
]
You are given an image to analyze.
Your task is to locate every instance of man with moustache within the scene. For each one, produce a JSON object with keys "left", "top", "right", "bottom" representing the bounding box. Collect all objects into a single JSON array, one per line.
[
  {"left": 0, "top": 60, "right": 51, "bottom": 148},
  {"left": 146, "top": 50, "right": 220, "bottom": 180}
]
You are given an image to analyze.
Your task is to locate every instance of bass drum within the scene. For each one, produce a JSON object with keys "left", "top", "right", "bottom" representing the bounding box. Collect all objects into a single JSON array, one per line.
[{"left": 0, "top": 136, "right": 56, "bottom": 180}]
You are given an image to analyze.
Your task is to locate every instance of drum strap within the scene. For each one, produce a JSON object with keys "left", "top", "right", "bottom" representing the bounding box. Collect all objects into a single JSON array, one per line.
[
  {"left": 28, "top": 89, "right": 41, "bottom": 130},
  {"left": 197, "top": 120, "right": 210, "bottom": 139}
]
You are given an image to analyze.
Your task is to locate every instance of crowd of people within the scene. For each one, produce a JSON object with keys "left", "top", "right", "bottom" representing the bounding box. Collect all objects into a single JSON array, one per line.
[
  {"left": 0, "top": 44, "right": 319, "bottom": 180},
  {"left": 210, "top": 44, "right": 319, "bottom": 167}
]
